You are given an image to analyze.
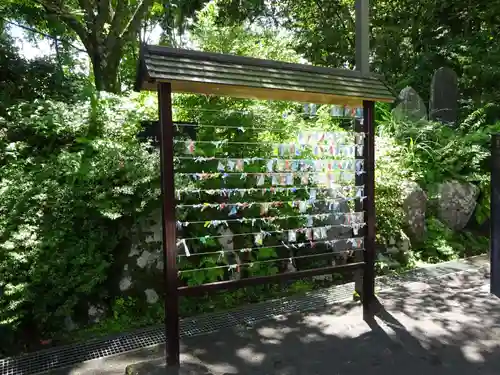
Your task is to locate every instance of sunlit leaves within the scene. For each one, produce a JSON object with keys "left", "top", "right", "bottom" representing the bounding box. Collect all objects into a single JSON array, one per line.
[{"left": 0, "top": 94, "right": 161, "bottom": 346}]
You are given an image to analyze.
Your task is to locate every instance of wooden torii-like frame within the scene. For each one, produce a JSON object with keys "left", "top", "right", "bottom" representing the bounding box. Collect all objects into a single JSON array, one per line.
[{"left": 135, "top": 0, "right": 393, "bottom": 367}]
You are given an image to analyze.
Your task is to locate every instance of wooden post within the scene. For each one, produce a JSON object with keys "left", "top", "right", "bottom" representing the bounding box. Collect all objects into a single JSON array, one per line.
[
  {"left": 158, "top": 82, "right": 180, "bottom": 366},
  {"left": 491, "top": 134, "right": 500, "bottom": 297},
  {"left": 354, "top": 0, "right": 375, "bottom": 304},
  {"left": 355, "top": 0, "right": 370, "bottom": 75},
  {"left": 362, "top": 100, "right": 376, "bottom": 313}
]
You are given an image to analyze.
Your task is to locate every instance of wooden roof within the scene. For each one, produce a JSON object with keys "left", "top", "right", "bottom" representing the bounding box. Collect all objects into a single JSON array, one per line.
[{"left": 135, "top": 44, "right": 394, "bottom": 106}]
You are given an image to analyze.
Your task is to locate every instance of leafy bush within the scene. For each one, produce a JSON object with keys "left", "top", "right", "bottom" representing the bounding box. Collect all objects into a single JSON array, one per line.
[
  {"left": 375, "top": 104, "right": 494, "bottom": 264},
  {"left": 0, "top": 93, "right": 160, "bottom": 351},
  {"left": 392, "top": 111, "right": 497, "bottom": 228},
  {"left": 415, "top": 217, "right": 488, "bottom": 262},
  {"left": 0, "top": 30, "right": 89, "bottom": 116},
  {"left": 379, "top": 107, "right": 499, "bottom": 188},
  {"left": 374, "top": 135, "right": 407, "bottom": 242}
]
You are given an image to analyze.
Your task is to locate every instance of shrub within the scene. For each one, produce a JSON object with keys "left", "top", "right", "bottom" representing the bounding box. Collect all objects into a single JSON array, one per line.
[
  {"left": 376, "top": 104, "right": 494, "bottom": 264},
  {"left": 0, "top": 93, "right": 160, "bottom": 349}
]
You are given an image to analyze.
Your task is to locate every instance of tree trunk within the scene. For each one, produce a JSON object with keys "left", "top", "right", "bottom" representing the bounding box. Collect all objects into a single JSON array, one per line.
[
  {"left": 38, "top": 0, "right": 155, "bottom": 93},
  {"left": 90, "top": 47, "right": 122, "bottom": 93}
]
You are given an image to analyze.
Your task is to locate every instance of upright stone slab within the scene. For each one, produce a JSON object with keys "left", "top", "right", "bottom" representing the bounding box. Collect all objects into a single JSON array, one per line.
[
  {"left": 429, "top": 67, "right": 459, "bottom": 126},
  {"left": 392, "top": 86, "right": 427, "bottom": 122}
]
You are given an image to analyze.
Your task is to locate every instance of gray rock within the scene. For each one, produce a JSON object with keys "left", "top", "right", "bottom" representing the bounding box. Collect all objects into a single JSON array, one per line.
[
  {"left": 88, "top": 304, "right": 106, "bottom": 323},
  {"left": 316, "top": 193, "right": 353, "bottom": 266},
  {"left": 436, "top": 180, "right": 480, "bottom": 230},
  {"left": 217, "top": 228, "right": 234, "bottom": 250},
  {"left": 129, "top": 244, "right": 140, "bottom": 257},
  {"left": 392, "top": 86, "right": 428, "bottom": 122},
  {"left": 217, "top": 228, "right": 243, "bottom": 280},
  {"left": 119, "top": 276, "right": 133, "bottom": 291},
  {"left": 137, "top": 250, "right": 153, "bottom": 268},
  {"left": 320, "top": 191, "right": 352, "bottom": 238},
  {"left": 110, "top": 210, "right": 166, "bottom": 308},
  {"left": 145, "top": 288, "right": 159, "bottom": 304},
  {"left": 64, "top": 316, "right": 78, "bottom": 331},
  {"left": 398, "top": 233, "right": 411, "bottom": 254},
  {"left": 379, "top": 232, "right": 411, "bottom": 262},
  {"left": 401, "top": 181, "right": 427, "bottom": 239}
]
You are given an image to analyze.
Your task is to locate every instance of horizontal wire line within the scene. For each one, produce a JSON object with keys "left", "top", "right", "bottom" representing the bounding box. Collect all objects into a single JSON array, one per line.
[
  {"left": 172, "top": 106, "right": 363, "bottom": 119},
  {"left": 177, "top": 211, "right": 363, "bottom": 226},
  {"left": 177, "top": 171, "right": 361, "bottom": 176},
  {"left": 172, "top": 108, "right": 364, "bottom": 273},
  {"left": 175, "top": 185, "right": 364, "bottom": 195},
  {"left": 174, "top": 152, "right": 362, "bottom": 160},
  {"left": 174, "top": 156, "right": 364, "bottom": 162},
  {"left": 174, "top": 139, "right": 360, "bottom": 146},
  {"left": 178, "top": 248, "right": 365, "bottom": 273},
  {"left": 178, "top": 224, "right": 364, "bottom": 242},
  {"left": 177, "top": 237, "right": 364, "bottom": 258},
  {"left": 176, "top": 196, "right": 363, "bottom": 209},
  {"left": 175, "top": 156, "right": 363, "bottom": 163},
  {"left": 174, "top": 122, "right": 361, "bottom": 134}
]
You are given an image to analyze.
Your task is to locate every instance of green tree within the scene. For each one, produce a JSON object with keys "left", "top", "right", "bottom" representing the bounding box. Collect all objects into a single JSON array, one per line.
[
  {"left": 2, "top": 0, "right": 156, "bottom": 92},
  {"left": 1, "top": 0, "right": 279, "bottom": 92},
  {"left": 201, "top": 0, "right": 500, "bottom": 110},
  {"left": 0, "top": 25, "right": 88, "bottom": 114}
]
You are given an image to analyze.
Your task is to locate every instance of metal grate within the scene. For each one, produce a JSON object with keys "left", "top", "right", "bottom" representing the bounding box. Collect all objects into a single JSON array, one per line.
[
  {"left": 0, "top": 257, "right": 484, "bottom": 375},
  {"left": 180, "top": 311, "right": 239, "bottom": 337}
]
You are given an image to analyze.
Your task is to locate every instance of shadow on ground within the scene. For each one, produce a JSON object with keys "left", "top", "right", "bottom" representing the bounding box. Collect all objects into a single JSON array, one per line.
[
  {"left": 39, "top": 267, "right": 500, "bottom": 375},
  {"left": 167, "top": 269, "right": 500, "bottom": 375}
]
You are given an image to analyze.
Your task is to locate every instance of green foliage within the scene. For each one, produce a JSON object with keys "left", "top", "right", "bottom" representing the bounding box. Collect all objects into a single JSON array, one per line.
[
  {"left": 375, "top": 106, "right": 493, "bottom": 266},
  {"left": 172, "top": 91, "right": 356, "bottom": 287},
  {"left": 66, "top": 296, "right": 164, "bottom": 343},
  {"left": 373, "top": 136, "right": 407, "bottom": 242},
  {"left": 3, "top": 0, "right": 159, "bottom": 92},
  {"left": 415, "top": 217, "right": 488, "bottom": 263},
  {"left": 475, "top": 178, "right": 490, "bottom": 225},
  {"left": 0, "top": 29, "right": 88, "bottom": 115},
  {"left": 0, "top": 93, "right": 160, "bottom": 351},
  {"left": 206, "top": 0, "right": 500, "bottom": 112},
  {"left": 418, "top": 217, "right": 459, "bottom": 262},
  {"left": 0, "top": 15, "right": 355, "bottom": 353},
  {"left": 7, "top": 0, "right": 500, "bottom": 106},
  {"left": 190, "top": 1, "right": 297, "bottom": 62},
  {"left": 380, "top": 114, "right": 498, "bottom": 188},
  {"left": 168, "top": 17, "right": 333, "bottom": 287},
  {"left": 379, "top": 105, "right": 498, "bottom": 231}
]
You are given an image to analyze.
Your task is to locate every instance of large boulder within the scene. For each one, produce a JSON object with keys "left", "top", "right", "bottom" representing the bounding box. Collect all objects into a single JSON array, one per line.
[
  {"left": 436, "top": 180, "right": 480, "bottom": 230},
  {"left": 401, "top": 181, "right": 427, "bottom": 239}
]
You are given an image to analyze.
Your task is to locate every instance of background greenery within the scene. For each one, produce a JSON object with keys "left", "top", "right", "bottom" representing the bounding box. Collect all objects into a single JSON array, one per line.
[{"left": 0, "top": 0, "right": 497, "bottom": 357}]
